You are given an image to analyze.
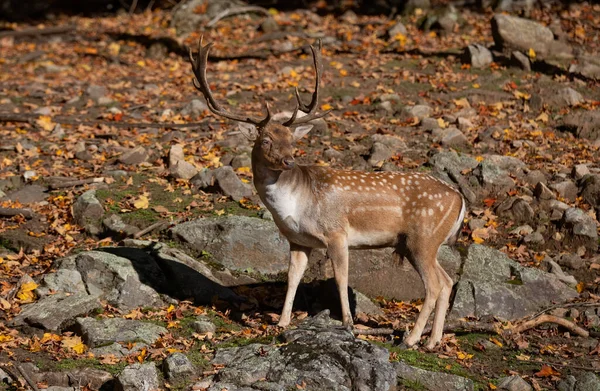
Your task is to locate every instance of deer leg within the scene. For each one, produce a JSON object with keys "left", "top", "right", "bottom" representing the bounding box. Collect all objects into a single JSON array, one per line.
[
  {"left": 404, "top": 249, "right": 442, "bottom": 347},
  {"left": 426, "top": 264, "right": 453, "bottom": 349},
  {"left": 278, "top": 244, "right": 311, "bottom": 327},
  {"left": 328, "top": 235, "right": 353, "bottom": 327}
]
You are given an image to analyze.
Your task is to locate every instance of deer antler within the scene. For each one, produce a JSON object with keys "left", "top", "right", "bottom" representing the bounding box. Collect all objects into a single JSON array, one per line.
[
  {"left": 282, "top": 39, "right": 332, "bottom": 127},
  {"left": 189, "top": 37, "right": 272, "bottom": 128}
]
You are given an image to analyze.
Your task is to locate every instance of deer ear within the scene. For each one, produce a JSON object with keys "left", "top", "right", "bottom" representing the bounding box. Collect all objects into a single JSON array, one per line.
[
  {"left": 237, "top": 122, "right": 258, "bottom": 140},
  {"left": 292, "top": 125, "right": 313, "bottom": 141}
]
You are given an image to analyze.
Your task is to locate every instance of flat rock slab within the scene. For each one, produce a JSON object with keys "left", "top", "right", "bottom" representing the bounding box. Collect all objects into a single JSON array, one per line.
[
  {"left": 74, "top": 317, "right": 167, "bottom": 348},
  {"left": 2, "top": 184, "right": 47, "bottom": 204},
  {"left": 395, "top": 360, "right": 474, "bottom": 391},
  {"left": 208, "top": 311, "right": 396, "bottom": 391},
  {"left": 12, "top": 293, "right": 101, "bottom": 331},
  {"left": 115, "top": 363, "right": 160, "bottom": 391},
  {"left": 450, "top": 245, "right": 578, "bottom": 320},
  {"left": 170, "top": 216, "right": 290, "bottom": 275}
]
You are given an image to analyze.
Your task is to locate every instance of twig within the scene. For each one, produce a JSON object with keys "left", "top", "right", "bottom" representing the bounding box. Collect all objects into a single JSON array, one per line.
[
  {"left": 0, "top": 207, "right": 34, "bottom": 219},
  {"left": 511, "top": 314, "right": 589, "bottom": 337},
  {"left": 537, "top": 360, "right": 600, "bottom": 373},
  {"left": 16, "top": 364, "right": 39, "bottom": 391},
  {"left": 527, "top": 302, "right": 600, "bottom": 320},
  {"left": 206, "top": 6, "right": 271, "bottom": 28},
  {"left": 353, "top": 327, "right": 394, "bottom": 336},
  {"left": 0, "top": 25, "right": 75, "bottom": 39},
  {"left": 133, "top": 217, "right": 183, "bottom": 239},
  {"left": 48, "top": 177, "right": 105, "bottom": 190},
  {"left": 129, "top": 0, "right": 139, "bottom": 14}
]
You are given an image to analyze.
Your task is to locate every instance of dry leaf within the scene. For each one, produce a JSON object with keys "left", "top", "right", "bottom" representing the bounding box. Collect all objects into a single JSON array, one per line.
[
  {"left": 61, "top": 335, "right": 86, "bottom": 354},
  {"left": 17, "top": 281, "right": 38, "bottom": 303},
  {"left": 535, "top": 365, "right": 560, "bottom": 377},
  {"left": 133, "top": 195, "right": 149, "bottom": 209}
]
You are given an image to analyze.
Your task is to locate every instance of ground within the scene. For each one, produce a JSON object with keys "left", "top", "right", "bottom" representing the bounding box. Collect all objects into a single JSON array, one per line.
[{"left": 0, "top": 2, "right": 600, "bottom": 390}]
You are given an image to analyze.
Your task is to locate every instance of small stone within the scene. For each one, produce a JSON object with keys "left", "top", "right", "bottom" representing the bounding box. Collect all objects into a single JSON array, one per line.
[
  {"left": 421, "top": 117, "right": 440, "bottom": 131},
  {"left": 169, "top": 145, "right": 185, "bottom": 168},
  {"left": 512, "top": 225, "right": 533, "bottom": 236},
  {"left": 388, "top": 21, "right": 407, "bottom": 37},
  {"left": 171, "top": 160, "right": 198, "bottom": 180},
  {"left": 103, "top": 214, "right": 140, "bottom": 237},
  {"left": 163, "top": 352, "right": 195, "bottom": 381},
  {"left": 72, "top": 190, "right": 104, "bottom": 235},
  {"left": 557, "top": 254, "right": 585, "bottom": 270},
  {"left": 378, "top": 101, "right": 393, "bottom": 113},
  {"left": 75, "top": 317, "right": 167, "bottom": 348},
  {"left": 403, "top": 104, "right": 432, "bottom": 120},
  {"left": 118, "top": 146, "right": 148, "bottom": 165},
  {"left": 511, "top": 51, "right": 531, "bottom": 71},
  {"left": 573, "top": 164, "right": 590, "bottom": 179},
  {"left": 231, "top": 154, "right": 251, "bottom": 169},
  {"left": 563, "top": 208, "right": 598, "bottom": 241},
  {"left": 86, "top": 85, "right": 108, "bottom": 104},
  {"left": 549, "top": 180, "right": 578, "bottom": 202},
  {"left": 180, "top": 99, "right": 208, "bottom": 117},
  {"left": 4, "top": 184, "right": 47, "bottom": 204},
  {"left": 497, "top": 375, "right": 532, "bottom": 391},
  {"left": 441, "top": 127, "right": 469, "bottom": 148},
  {"left": 524, "top": 170, "right": 546, "bottom": 186},
  {"left": 534, "top": 182, "right": 555, "bottom": 200},
  {"left": 23, "top": 170, "right": 36, "bottom": 182},
  {"left": 468, "top": 219, "right": 486, "bottom": 231},
  {"left": 259, "top": 17, "right": 279, "bottom": 33},
  {"left": 368, "top": 142, "right": 393, "bottom": 166},
  {"left": 115, "top": 363, "right": 159, "bottom": 391},
  {"left": 193, "top": 319, "right": 216, "bottom": 334},
  {"left": 558, "top": 87, "right": 584, "bottom": 107},
  {"left": 462, "top": 44, "right": 493, "bottom": 68},
  {"left": 573, "top": 371, "right": 600, "bottom": 391},
  {"left": 457, "top": 117, "right": 473, "bottom": 131},
  {"left": 523, "top": 232, "right": 544, "bottom": 244}
]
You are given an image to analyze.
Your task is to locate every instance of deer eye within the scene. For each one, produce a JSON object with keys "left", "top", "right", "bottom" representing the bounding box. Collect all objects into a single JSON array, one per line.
[{"left": 261, "top": 139, "right": 271, "bottom": 146}]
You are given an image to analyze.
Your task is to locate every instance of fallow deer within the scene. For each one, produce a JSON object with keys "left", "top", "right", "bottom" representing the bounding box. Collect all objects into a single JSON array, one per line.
[{"left": 189, "top": 38, "right": 466, "bottom": 348}]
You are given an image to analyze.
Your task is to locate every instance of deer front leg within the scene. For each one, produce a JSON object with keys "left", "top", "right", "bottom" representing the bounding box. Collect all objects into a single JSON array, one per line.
[
  {"left": 328, "top": 235, "right": 353, "bottom": 327},
  {"left": 278, "top": 243, "right": 311, "bottom": 327}
]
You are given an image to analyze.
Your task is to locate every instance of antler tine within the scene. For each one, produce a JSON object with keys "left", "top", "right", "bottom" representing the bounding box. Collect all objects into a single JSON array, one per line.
[
  {"left": 189, "top": 37, "right": 271, "bottom": 127},
  {"left": 283, "top": 39, "right": 331, "bottom": 127}
]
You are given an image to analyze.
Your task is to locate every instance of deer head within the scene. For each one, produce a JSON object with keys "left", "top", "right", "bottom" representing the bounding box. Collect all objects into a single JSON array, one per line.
[{"left": 189, "top": 38, "right": 331, "bottom": 171}]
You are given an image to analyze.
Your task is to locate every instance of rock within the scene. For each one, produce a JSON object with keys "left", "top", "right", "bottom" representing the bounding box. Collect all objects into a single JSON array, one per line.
[
  {"left": 191, "top": 166, "right": 253, "bottom": 201},
  {"left": 163, "top": 352, "right": 195, "bottom": 381},
  {"left": 558, "top": 111, "right": 600, "bottom": 141},
  {"left": 118, "top": 146, "right": 148, "bottom": 165},
  {"left": 3, "top": 184, "right": 47, "bottom": 204},
  {"left": 103, "top": 214, "right": 140, "bottom": 238},
  {"left": 421, "top": 117, "right": 440, "bottom": 132},
  {"left": 523, "top": 232, "right": 544, "bottom": 244},
  {"left": 534, "top": 182, "right": 555, "bottom": 200},
  {"left": 403, "top": 104, "right": 432, "bottom": 120},
  {"left": 395, "top": 361, "right": 474, "bottom": 391},
  {"left": 525, "top": 170, "right": 546, "bottom": 186},
  {"left": 511, "top": 51, "right": 531, "bottom": 71},
  {"left": 0, "top": 368, "right": 10, "bottom": 382},
  {"left": 259, "top": 16, "right": 278, "bottom": 33},
  {"left": 86, "top": 85, "right": 108, "bottom": 104},
  {"left": 558, "top": 375, "right": 576, "bottom": 391},
  {"left": 462, "top": 44, "right": 492, "bottom": 68},
  {"left": 231, "top": 153, "right": 251, "bottom": 169},
  {"left": 72, "top": 190, "right": 104, "bottom": 235},
  {"left": 168, "top": 144, "right": 185, "bottom": 168},
  {"left": 61, "top": 368, "right": 113, "bottom": 390},
  {"left": 491, "top": 14, "right": 554, "bottom": 58},
  {"left": 171, "top": 216, "right": 289, "bottom": 275},
  {"left": 208, "top": 310, "right": 396, "bottom": 391},
  {"left": 354, "top": 290, "right": 384, "bottom": 316},
  {"left": 429, "top": 151, "right": 479, "bottom": 178},
  {"left": 115, "top": 363, "right": 160, "bottom": 391},
  {"left": 558, "top": 87, "right": 584, "bottom": 106},
  {"left": 36, "top": 269, "right": 86, "bottom": 297},
  {"left": 193, "top": 319, "right": 217, "bottom": 334},
  {"left": 450, "top": 245, "right": 578, "bottom": 321},
  {"left": 580, "top": 174, "right": 600, "bottom": 213},
  {"left": 569, "top": 55, "right": 600, "bottom": 80},
  {"left": 474, "top": 160, "right": 515, "bottom": 195},
  {"left": 441, "top": 127, "right": 469, "bottom": 148},
  {"left": 12, "top": 293, "right": 101, "bottom": 331},
  {"left": 92, "top": 342, "right": 147, "bottom": 358},
  {"left": 557, "top": 253, "right": 585, "bottom": 270},
  {"left": 543, "top": 258, "right": 577, "bottom": 287},
  {"left": 74, "top": 250, "right": 166, "bottom": 310},
  {"left": 550, "top": 180, "right": 578, "bottom": 202},
  {"left": 75, "top": 317, "right": 167, "bottom": 348},
  {"left": 388, "top": 21, "right": 407, "bottom": 37},
  {"left": 573, "top": 164, "right": 590, "bottom": 180},
  {"left": 574, "top": 372, "right": 600, "bottom": 391},
  {"left": 562, "top": 208, "right": 598, "bottom": 243},
  {"left": 180, "top": 99, "right": 208, "bottom": 117},
  {"left": 369, "top": 142, "right": 393, "bottom": 166},
  {"left": 497, "top": 375, "right": 532, "bottom": 391},
  {"left": 171, "top": 160, "right": 198, "bottom": 180}
]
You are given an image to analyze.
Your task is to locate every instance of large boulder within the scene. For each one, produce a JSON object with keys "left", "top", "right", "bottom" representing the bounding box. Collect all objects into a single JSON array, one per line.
[
  {"left": 450, "top": 245, "right": 578, "bottom": 320},
  {"left": 207, "top": 311, "right": 396, "bottom": 391},
  {"left": 491, "top": 14, "right": 554, "bottom": 58},
  {"left": 558, "top": 111, "right": 600, "bottom": 142},
  {"left": 74, "top": 317, "right": 167, "bottom": 348}
]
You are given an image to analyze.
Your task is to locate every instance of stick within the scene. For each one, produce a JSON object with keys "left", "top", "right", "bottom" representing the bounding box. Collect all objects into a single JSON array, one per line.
[
  {"left": 132, "top": 217, "right": 183, "bottom": 239},
  {"left": 16, "top": 364, "right": 39, "bottom": 391},
  {"left": 537, "top": 360, "right": 600, "bottom": 373},
  {"left": 511, "top": 314, "right": 589, "bottom": 337},
  {"left": 206, "top": 6, "right": 271, "bottom": 28},
  {"left": 0, "top": 208, "right": 34, "bottom": 219},
  {"left": 0, "top": 25, "right": 74, "bottom": 39},
  {"left": 527, "top": 302, "right": 600, "bottom": 320},
  {"left": 48, "top": 177, "right": 105, "bottom": 190}
]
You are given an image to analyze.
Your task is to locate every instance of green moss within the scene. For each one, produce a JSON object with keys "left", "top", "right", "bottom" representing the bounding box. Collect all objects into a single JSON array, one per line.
[
  {"left": 400, "top": 379, "right": 427, "bottom": 390},
  {"left": 38, "top": 357, "right": 127, "bottom": 376},
  {"left": 217, "top": 335, "right": 274, "bottom": 349}
]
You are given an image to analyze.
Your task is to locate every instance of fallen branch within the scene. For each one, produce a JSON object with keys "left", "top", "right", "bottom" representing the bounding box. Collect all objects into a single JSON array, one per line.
[
  {"left": 132, "top": 217, "right": 183, "bottom": 239},
  {"left": 48, "top": 177, "right": 105, "bottom": 190},
  {"left": 0, "top": 25, "right": 75, "bottom": 39},
  {"left": 206, "top": 6, "right": 271, "bottom": 28},
  {"left": 0, "top": 207, "right": 34, "bottom": 219},
  {"left": 511, "top": 314, "right": 589, "bottom": 338},
  {"left": 536, "top": 360, "right": 600, "bottom": 373},
  {"left": 17, "top": 364, "right": 39, "bottom": 391}
]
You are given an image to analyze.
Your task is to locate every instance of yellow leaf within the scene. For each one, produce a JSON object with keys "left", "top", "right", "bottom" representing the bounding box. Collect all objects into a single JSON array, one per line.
[
  {"left": 437, "top": 118, "right": 447, "bottom": 129},
  {"left": 453, "top": 98, "right": 470, "bottom": 108},
  {"left": 475, "top": 156, "right": 484, "bottom": 162},
  {"left": 236, "top": 166, "right": 251, "bottom": 173},
  {"left": 214, "top": 209, "right": 225, "bottom": 216},
  {"left": 576, "top": 281, "right": 585, "bottom": 293},
  {"left": 167, "top": 304, "right": 175, "bottom": 313},
  {"left": 136, "top": 60, "right": 146, "bottom": 67},
  {"left": 289, "top": 69, "right": 298, "bottom": 78},
  {"left": 17, "top": 281, "right": 38, "bottom": 303},
  {"left": 472, "top": 83, "right": 480, "bottom": 89},
  {"left": 513, "top": 90, "right": 531, "bottom": 100},
  {"left": 489, "top": 383, "right": 497, "bottom": 389},
  {"left": 61, "top": 335, "right": 86, "bottom": 354},
  {"left": 40, "top": 333, "right": 61, "bottom": 343},
  {"left": 350, "top": 81, "right": 361, "bottom": 88},
  {"left": 516, "top": 353, "right": 530, "bottom": 361},
  {"left": 133, "top": 195, "right": 149, "bottom": 209},
  {"left": 108, "top": 42, "right": 120, "bottom": 56},
  {"left": 321, "top": 103, "right": 333, "bottom": 111},
  {"left": 0, "top": 334, "right": 12, "bottom": 343},
  {"left": 339, "top": 69, "right": 348, "bottom": 77},
  {"left": 489, "top": 337, "right": 503, "bottom": 347},
  {"left": 137, "top": 347, "right": 147, "bottom": 363},
  {"left": 36, "top": 115, "right": 55, "bottom": 131},
  {"left": 536, "top": 112, "right": 549, "bottom": 123},
  {"left": 528, "top": 48, "right": 536, "bottom": 60}
]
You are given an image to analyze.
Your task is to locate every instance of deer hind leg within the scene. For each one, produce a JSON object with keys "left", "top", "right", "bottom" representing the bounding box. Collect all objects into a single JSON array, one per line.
[
  {"left": 278, "top": 244, "right": 311, "bottom": 327},
  {"left": 403, "top": 246, "right": 443, "bottom": 347},
  {"left": 426, "top": 263, "right": 453, "bottom": 349},
  {"left": 328, "top": 235, "right": 353, "bottom": 327}
]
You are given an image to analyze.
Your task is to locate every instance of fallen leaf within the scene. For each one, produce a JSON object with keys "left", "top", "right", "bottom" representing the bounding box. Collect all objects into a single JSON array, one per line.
[
  {"left": 133, "top": 195, "right": 149, "bottom": 209},
  {"left": 535, "top": 365, "right": 560, "bottom": 377},
  {"left": 61, "top": 335, "right": 86, "bottom": 354},
  {"left": 16, "top": 281, "right": 38, "bottom": 303}
]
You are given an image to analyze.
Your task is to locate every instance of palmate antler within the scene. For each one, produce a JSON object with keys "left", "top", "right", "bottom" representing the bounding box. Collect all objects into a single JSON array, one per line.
[{"left": 188, "top": 37, "right": 330, "bottom": 128}]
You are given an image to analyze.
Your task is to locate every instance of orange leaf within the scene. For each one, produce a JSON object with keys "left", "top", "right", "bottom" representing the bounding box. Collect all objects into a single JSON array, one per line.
[{"left": 535, "top": 365, "right": 560, "bottom": 377}]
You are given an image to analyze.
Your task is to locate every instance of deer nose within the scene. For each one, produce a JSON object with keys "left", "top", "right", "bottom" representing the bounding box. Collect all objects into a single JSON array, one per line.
[{"left": 282, "top": 157, "right": 295, "bottom": 169}]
